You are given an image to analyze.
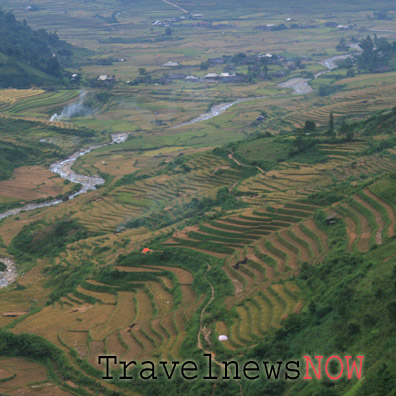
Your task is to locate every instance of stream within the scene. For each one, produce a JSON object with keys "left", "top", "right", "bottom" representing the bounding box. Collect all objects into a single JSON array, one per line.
[
  {"left": 172, "top": 96, "right": 267, "bottom": 129},
  {"left": 0, "top": 132, "right": 129, "bottom": 221},
  {"left": 0, "top": 257, "right": 17, "bottom": 288},
  {"left": 0, "top": 132, "right": 129, "bottom": 286},
  {"left": 278, "top": 54, "right": 355, "bottom": 94}
]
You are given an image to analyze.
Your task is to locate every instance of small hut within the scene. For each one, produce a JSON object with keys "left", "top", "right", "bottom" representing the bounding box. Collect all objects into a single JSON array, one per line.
[{"left": 326, "top": 213, "right": 338, "bottom": 225}]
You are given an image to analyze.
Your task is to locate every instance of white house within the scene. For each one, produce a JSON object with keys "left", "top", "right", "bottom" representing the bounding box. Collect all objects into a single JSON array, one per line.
[
  {"left": 163, "top": 61, "right": 179, "bottom": 67},
  {"left": 185, "top": 75, "right": 199, "bottom": 81},
  {"left": 98, "top": 75, "right": 115, "bottom": 82}
]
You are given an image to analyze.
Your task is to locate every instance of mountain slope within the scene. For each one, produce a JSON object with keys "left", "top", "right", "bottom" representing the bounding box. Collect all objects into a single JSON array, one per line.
[{"left": 0, "top": 10, "right": 72, "bottom": 88}]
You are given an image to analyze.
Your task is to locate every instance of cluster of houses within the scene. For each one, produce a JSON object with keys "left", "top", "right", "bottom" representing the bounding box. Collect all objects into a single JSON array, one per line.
[
  {"left": 325, "top": 21, "right": 352, "bottom": 29},
  {"left": 162, "top": 72, "right": 240, "bottom": 84},
  {"left": 95, "top": 45, "right": 309, "bottom": 86},
  {"left": 152, "top": 13, "right": 203, "bottom": 28}
]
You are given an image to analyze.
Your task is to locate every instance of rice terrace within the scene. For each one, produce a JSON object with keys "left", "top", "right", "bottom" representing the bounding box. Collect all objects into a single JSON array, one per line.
[{"left": 0, "top": 0, "right": 396, "bottom": 395}]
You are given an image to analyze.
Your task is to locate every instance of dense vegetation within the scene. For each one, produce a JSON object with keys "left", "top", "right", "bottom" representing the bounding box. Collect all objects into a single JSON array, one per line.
[
  {"left": 357, "top": 35, "right": 396, "bottom": 73},
  {"left": 0, "top": 139, "right": 47, "bottom": 180},
  {"left": 0, "top": 10, "right": 72, "bottom": 87},
  {"left": 242, "top": 212, "right": 396, "bottom": 396},
  {"left": 0, "top": 117, "right": 98, "bottom": 181},
  {"left": 8, "top": 218, "right": 92, "bottom": 261}
]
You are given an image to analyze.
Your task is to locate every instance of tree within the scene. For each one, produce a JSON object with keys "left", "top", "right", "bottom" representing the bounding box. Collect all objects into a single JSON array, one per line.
[
  {"left": 138, "top": 68, "right": 146, "bottom": 76},
  {"left": 326, "top": 112, "right": 335, "bottom": 138},
  {"left": 339, "top": 120, "right": 354, "bottom": 141},
  {"left": 165, "top": 27, "right": 173, "bottom": 36},
  {"left": 262, "top": 64, "right": 269, "bottom": 74},
  {"left": 231, "top": 52, "right": 247, "bottom": 65},
  {"left": 199, "top": 61, "right": 209, "bottom": 70},
  {"left": 336, "top": 37, "right": 348, "bottom": 51},
  {"left": 295, "top": 128, "right": 305, "bottom": 152},
  {"left": 374, "top": 10, "right": 389, "bottom": 20},
  {"left": 346, "top": 68, "right": 355, "bottom": 77},
  {"left": 304, "top": 120, "right": 316, "bottom": 133},
  {"left": 359, "top": 35, "right": 374, "bottom": 52}
]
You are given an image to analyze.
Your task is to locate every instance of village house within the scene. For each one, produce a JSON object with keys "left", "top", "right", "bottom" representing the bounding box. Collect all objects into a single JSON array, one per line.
[
  {"left": 326, "top": 213, "right": 338, "bottom": 225},
  {"left": 204, "top": 73, "right": 219, "bottom": 79},
  {"left": 97, "top": 74, "right": 115, "bottom": 82},
  {"left": 185, "top": 75, "right": 199, "bottom": 81},
  {"left": 163, "top": 61, "right": 180, "bottom": 67}
]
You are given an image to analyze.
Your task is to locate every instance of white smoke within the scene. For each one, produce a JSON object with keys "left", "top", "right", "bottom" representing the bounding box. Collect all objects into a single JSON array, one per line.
[{"left": 50, "top": 90, "right": 89, "bottom": 121}]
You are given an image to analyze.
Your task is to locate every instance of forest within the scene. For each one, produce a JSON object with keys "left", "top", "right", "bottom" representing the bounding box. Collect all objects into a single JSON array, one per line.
[{"left": 0, "top": 10, "right": 72, "bottom": 87}]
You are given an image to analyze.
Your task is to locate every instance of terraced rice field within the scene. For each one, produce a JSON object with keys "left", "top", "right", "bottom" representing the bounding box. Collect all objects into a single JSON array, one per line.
[
  {"left": 1, "top": 90, "right": 80, "bottom": 116},
  {"left": 74, "top": 151, "right": 252, "bottom": 233},
  {"left": 162, "top": 139, "right": 396, "bottom": 351},
  {"left": 0, "top": 357, "right": 71, "bottom": 396},
  {"left": 12, "top": 254, "right": 201, "bottom": 367},
  {"left": 0, "top": 166, "right": 71, "bottom": 203},
  {"left": 286, "top": 80, "right": 396, "bottom": 126},
  {"left": 0, "top": 89, "right": 45, "bottom": 109},
  {"left": 3, "top": 98, "right": 396, "bottom": 390},
  {"left": 335, "top": 189, "right": 396, "bottom": 252}
]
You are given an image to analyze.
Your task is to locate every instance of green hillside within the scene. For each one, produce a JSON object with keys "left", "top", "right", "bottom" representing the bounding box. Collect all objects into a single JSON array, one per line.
[{"left": 0, "top": 10, "right": 72, "bottom": 88}]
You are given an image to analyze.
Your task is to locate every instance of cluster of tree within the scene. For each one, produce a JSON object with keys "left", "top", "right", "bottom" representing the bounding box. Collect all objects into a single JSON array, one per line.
[
  {"left": 319, "top": 83, "right": 346, "bottom": 97},
  {"left": 124, "top": 186, "right": 246, "bottom": 231},
  {"left": 94, "top": 11, "right": 119, "bottom": 24},
  {"left": 297, "top": 107, "right": 396, "bottom": 150},
  {"left": 373, "top": 10, "right": 391, "bottom": 20},
  {"left": 297, "top": 114, "right": 355, "bottom": 143},
  {"left": 8, "top": 218, "right": 92, "bottom": 261},
  {"left": 357, "top": 35, "right": 396, "bottom": 73},
  {"left": 0, "top": 117, "right": 81, "bottom": 181},
  {"left": 329, "top": 106, "right": 396, "bottom": 144},
  {"left": 0, "top": 139, "right": 44, "bottom": 180},
  {"left": 0, "top": 10, "right": 72, "bottom": 87}
]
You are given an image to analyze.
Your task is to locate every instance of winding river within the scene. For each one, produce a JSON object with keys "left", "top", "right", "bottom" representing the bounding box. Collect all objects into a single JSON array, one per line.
[
  {"left": 0, "top": 132, "right": 129, "bottom": 222},
  {"left": 0, "top": 132, "right": 128, "bottom": 287},
  {"left": 173, "top": 53, "right": 358, "bottom": 128},
  {"left": 0, "top": 53, "right": 359, "bottom": 287}
]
